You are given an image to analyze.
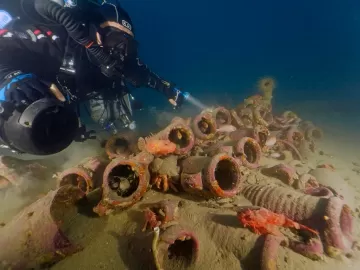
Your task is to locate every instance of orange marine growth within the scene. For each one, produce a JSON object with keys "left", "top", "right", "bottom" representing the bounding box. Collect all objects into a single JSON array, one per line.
[
  {"left": 138, "top": 137, "right": 177, "bottom": 156},
  {"left": 237, "top": 207, "right": 318, "bottom": 237}
]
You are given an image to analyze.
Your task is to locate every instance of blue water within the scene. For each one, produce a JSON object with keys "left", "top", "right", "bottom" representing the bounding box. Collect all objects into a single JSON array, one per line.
[{"left": 122, "top": 0, "right": 360, "bottom": 121}]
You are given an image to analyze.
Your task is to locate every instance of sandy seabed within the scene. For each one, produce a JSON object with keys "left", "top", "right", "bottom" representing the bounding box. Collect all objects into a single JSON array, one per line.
[
  {"left": 1, "top": 102, "right": 360, "bottom": 270},
  {"left": 52, "top": 137, "right": 360, "bottom": 270}
]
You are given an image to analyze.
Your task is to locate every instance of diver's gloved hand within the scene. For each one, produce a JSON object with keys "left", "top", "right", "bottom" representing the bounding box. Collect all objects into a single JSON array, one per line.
[
  {"left": 0, "top": 72, "right": 65, "bottom": 109},
  {"left": 161, "top": 82, "right": 184, "bottom": 109}
]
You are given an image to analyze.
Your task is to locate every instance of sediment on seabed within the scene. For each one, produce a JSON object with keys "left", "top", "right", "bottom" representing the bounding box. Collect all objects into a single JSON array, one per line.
[{"left": 1, "top": 77, "right": 359, "bottom": 270}]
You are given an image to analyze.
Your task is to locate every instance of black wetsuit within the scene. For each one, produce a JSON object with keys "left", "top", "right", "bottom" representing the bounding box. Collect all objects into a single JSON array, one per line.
[{"left": 0, "top": 0, "right": 171, "bottom": 100}]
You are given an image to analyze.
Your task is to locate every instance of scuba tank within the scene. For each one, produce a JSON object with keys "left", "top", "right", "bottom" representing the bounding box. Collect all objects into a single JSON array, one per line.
[{"left": 88, "top": 91, "right": 137, "bottom": 134}]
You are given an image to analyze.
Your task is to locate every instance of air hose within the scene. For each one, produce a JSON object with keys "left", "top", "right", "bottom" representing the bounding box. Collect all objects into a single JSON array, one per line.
[{"left": 34, "top": 0, "right": 110, "bottom": 63}]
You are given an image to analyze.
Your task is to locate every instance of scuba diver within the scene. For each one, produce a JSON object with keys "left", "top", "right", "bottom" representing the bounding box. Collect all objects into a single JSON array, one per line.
[{"left": 0, "top": 0, "right": 187, "bottom": 156}]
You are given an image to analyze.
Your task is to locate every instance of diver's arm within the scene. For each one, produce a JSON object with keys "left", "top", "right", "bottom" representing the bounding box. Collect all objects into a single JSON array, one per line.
[
  {"left": 124, "top": 57, "right": 172, "bottom": 94},
  {"left": 124, "top": 57, "right": 184, "bottom": 107},
  {"left": 34, "top": 0, "right": 112, "bottom": 67}
]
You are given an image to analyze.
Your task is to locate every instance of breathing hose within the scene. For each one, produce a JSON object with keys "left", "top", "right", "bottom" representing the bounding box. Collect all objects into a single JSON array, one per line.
[{"left": 34, "top": 0, "right": 110, "bottom": 63}]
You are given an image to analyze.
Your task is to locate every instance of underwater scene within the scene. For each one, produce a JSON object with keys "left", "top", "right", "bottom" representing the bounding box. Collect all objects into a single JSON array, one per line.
[{"left": 0, "top": 0, "right": 360, "bottom": 269}]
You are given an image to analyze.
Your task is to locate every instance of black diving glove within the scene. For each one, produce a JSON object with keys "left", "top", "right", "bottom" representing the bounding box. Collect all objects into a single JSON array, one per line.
[{"left": 0, "top": 72, "right": 65, "bottom": 109}]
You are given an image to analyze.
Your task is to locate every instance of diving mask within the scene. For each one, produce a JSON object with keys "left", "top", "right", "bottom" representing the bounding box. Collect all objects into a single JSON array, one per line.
[{"left": 96, "top": 24, "right": 138, "bottom": 59}]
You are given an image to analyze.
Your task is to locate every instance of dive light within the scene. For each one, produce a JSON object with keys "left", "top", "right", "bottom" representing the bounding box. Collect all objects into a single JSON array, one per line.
[
  {"left": 182, "top": 91, "right": 190, "bottom": 100},
  {"left": 174, "top": 88, "right": 207, "bottom": 110},
  {"left": 174, "top": 88, "right": 190, "bottom": 100}
]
